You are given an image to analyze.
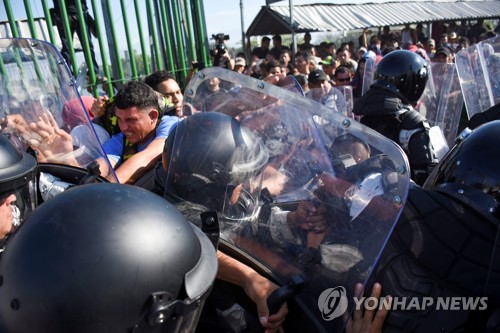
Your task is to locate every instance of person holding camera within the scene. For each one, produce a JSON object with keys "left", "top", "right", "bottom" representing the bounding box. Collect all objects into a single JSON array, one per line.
[
  {"left": 51, "top": 0, "right": 99, "bottom": 78},
  {"left": 211, "top": 33, "right": 235, "bottom": 70}
]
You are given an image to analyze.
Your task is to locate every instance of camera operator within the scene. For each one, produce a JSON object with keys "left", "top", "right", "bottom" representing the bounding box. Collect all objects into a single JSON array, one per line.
[{"left": 211, "top": 33, "right": 235, "bottom": 70}]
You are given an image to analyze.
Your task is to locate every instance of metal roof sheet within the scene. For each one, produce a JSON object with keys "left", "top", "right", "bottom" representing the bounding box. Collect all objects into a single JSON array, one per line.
[{"left": 246, "top": 1, "right": 500, "bottom": 35}]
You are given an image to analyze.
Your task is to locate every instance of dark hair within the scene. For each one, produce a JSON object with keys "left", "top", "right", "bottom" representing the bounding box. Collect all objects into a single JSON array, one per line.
[
  {"left": 334, "top": 65, "right": 353, "bottom": 78},
  {"left": 144, "top": 70, "right": 176, "bottom": 90},
  {"left": 382, "top": 47, "right": 395, "bottom": 56},
  {"left": 294, "top": 74, "right": 308, "bottom": 86},
  {"left": 331, "top": 133, "right": 370, "bottom": 157},
  {"left": 294, "top": 50, "right": 311, "bottom": 61},
  {"left": 264, "top": 60, "right": 280, "bottom": 72},
  {"left": 114, "top": 80, "right": 159, "bottom": 110}
]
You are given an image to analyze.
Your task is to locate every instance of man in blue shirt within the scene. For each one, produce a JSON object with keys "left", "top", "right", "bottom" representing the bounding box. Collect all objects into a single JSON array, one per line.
[{"left": 97, "top": 80, "right": 178, "bottom": 184}]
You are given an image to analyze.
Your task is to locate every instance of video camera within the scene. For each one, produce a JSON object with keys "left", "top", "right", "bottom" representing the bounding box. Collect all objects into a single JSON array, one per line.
[{"left": 212, "top": 33, "right": 230, "bottom": 54}]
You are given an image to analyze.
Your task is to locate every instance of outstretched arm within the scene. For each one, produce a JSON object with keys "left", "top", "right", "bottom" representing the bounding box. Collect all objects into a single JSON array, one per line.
[
  {"left": 111, "top": 137, "right": 164, "bottom": 184},
  {"left": 216, "top": 250, "right": 288, "bottom": 333}
]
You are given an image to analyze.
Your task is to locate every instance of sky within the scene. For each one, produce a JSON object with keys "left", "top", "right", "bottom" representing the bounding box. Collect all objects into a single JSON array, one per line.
[
  {"left": 203, "top": 0, "right": 350, "bottom": 47},
  {"left": 1, "top": 0, "right": 353, "bottom": 48}
]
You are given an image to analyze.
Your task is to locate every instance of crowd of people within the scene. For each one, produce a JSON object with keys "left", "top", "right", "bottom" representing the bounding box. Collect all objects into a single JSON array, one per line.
[{"left": 0, "top": 16, "right": 499, "bottom": 333}]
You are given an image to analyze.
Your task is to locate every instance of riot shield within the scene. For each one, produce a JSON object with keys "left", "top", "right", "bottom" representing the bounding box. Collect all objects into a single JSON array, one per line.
[
  {"left": 0, "top": 38, "right": 117, "bottom": 184},
  {"left": 336, "top": 85, "right": 354, "bottom": 119},
  {"left": 168, "top": 67, "right": 410, "bottom": 331},
  {"left": 361, "top": 56, "right": 376, "bottom": 96},
  {"left": 455, "top": 35, "right": 500, "bottom": 118},
  {"left": 417, "top": 62, "right": 463, "bottom": 147}
]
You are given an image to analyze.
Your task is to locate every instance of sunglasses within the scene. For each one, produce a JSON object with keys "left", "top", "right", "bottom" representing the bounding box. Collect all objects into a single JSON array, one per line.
[{"left": 336, "top": 77, "right": 351, "bottom": 82}]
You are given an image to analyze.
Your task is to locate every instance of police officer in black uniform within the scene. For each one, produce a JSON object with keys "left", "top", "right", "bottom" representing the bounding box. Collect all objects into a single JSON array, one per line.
[
  {"left": 354, "top": 50, "right": 439, "bottom": 185},
  {"left": 367, "top": 120, "right": 500, "bottom": 332},
  {"left": 0, "top": 183, "right": 218, "bottom": 333},
  {"left": 0, "top": 134, "right": 37, "bottom": 246}
]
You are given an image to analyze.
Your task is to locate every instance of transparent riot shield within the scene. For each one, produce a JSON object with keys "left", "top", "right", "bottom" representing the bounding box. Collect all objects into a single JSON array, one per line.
[
  {"left": 169, "top": 67, "right": 410, "bottom": 331},
  {"left": 361, "top": 56, "right": 377, "bottom": 96},
  {"left": 336, "top": 85, "right": 354, "bottom": 119},
  {"left": 455, "top": 35, "right": 500, "bottom": 119},
  {"left": 0, "top": 38, "right": 117, "bottom": 184},
  {"left": 417, "top": 62, "right": 463, "bottom": 147}
]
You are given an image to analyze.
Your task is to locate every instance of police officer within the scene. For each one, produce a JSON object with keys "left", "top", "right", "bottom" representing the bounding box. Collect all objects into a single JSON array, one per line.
[
  {"left": 156, "top": 112, "right": 299, "bottom": 332},
  {"left": 367, "top": 120, "right": 500, "bottom": 332},
  {"left": 0, "top": 134, "right": 37, "bottom": 244},
  {"left": 0, "top": 183, "right": 218, "bottom": 332},
  {"left": 354, "top": 50, "right": 439, "bottom": 185}
]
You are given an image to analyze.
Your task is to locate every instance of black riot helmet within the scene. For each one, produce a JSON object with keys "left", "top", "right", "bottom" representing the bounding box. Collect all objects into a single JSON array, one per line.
[
  {"left": 374, "top": 49, "right": 429, "bottom": 105},
  {"left": 0, "top": 183, "right": 217, "bottom": 333},
  {"left": 425, "top": 120, "right": 500, "bottom": 222},
  {"left": 0, "top": 134, "right": 37, "bottom": 239},
  {"left": 162, "top": 112, "right": 268, "bottom": 214}
]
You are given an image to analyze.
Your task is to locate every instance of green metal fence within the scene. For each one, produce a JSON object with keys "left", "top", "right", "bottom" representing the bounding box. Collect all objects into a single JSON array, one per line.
[{"left": 1, "top": 0, "right": 211, "bottom": 96}]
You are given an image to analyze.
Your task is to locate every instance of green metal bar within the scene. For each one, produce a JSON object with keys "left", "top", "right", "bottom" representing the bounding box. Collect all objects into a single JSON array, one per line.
[
  {"left": 146, "top": 0, "right": 162, "bottom": 71},
  {"left": 0, "top": 50, "right": 10, "bottom": 96},
  {"left": 134, "top": 0, "right": 150, "bottom": 76},
  {"left": 3, "top": 0, "right": 20, "bottom": 38},
  {"left": 158, "top": 0, "right": 175, "bottom": 73},
  {"left": 23, "top": 0, "right": 39, "bottom": 39},
  {"left": 90, "top": 0, "right": 113, "bottom": 96},
  {"left": 41, "top": 0, "right": 57, "bottom": 45},
  {"left": 193, "top": 0, "right": 211, "bottom": 66},
  {"left": 57, "top": 0, "right": 79, "bottom": 75},
  {"left": 74, "top": 0, "right": 96, "bottom": 93},
  {"left": 120, "top": 0, "right": 138, "bottom": 79},
  {"left": 25, "top": 40, "right": 46, "bottom": 83},
  {"left": 104, "top": 0, "right": 125, "bottom": 83},
  {"left": 183, "top": 0, "right": 197, "bottom": 67},
  {"left": 171, "top": 1, "right": 187, "bottom": 78}
]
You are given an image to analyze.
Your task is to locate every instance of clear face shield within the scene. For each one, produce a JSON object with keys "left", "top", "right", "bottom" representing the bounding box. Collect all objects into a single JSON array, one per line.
[
  {"left": 0, "top": 38, "right": 117, "bottom": 183},
  {"left": 0, "top": 178, "right": 37, "bottom": 240},
  {"left": 163, "top": 111, "right": 269, "bottom": 230},
  {"left": 181, "top": 67, "right": 410, "bottom": 330}
]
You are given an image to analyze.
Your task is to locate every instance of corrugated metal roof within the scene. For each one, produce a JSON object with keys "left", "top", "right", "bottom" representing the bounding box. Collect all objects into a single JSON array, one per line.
[{"left": 246, "top": 1, "right": 500, "bottom": 35}]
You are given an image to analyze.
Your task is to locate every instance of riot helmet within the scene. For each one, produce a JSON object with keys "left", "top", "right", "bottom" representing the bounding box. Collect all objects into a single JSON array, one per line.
[
  {"left": 162, "top": 112, "right": 268, "bottom": 219},
  {"left": 0, "top": 134, "right": 37, "bottom": 240},
  {"left": 425, "top": 120, "right": 500, "bottom": 222},
  {"left": 0, "top": 183, "right": 217, "bottom": 333},
  {"left": 374, "top": 49, "right": 429, "bottom": 105}
]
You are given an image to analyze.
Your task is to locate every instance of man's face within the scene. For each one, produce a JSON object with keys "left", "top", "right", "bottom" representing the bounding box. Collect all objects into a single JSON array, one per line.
[
  {"left": 334, "top": 72, "right": 352, "bottom": 87},
  {"left": 268, "top": 66, "right": 282, "bottom": 77},
  {"left": 116, "top": 106, "right": 158, "bottom": 146},
  {"left": 0, "top": 194, "right": 16, "bottom": 239},
  {"left": 309, "top": 80, "right": 329, "bottom": 100},
  {"left": 433, "top": 53, "right": 449, "bottom": 63},
  {"left": 295, "top": 55, "right": 309, "bottom": 73},
  {"left": 323, "top": 64, "right": 335, "bottom": 76},
  {"left": 234, "top": 65, "right": 245, "bottom": 74},
  {"left": 337, "top": 50, "right": 350, "bottom": 63},
  {"left": 155, "top": 79, "right": 183, "bottom": 115},
  {"left": 280, "top": 52, "right": 290, "bottom": 65},
  {"left": 425, "top": 43, "right": 435, "bottom": 53}
]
